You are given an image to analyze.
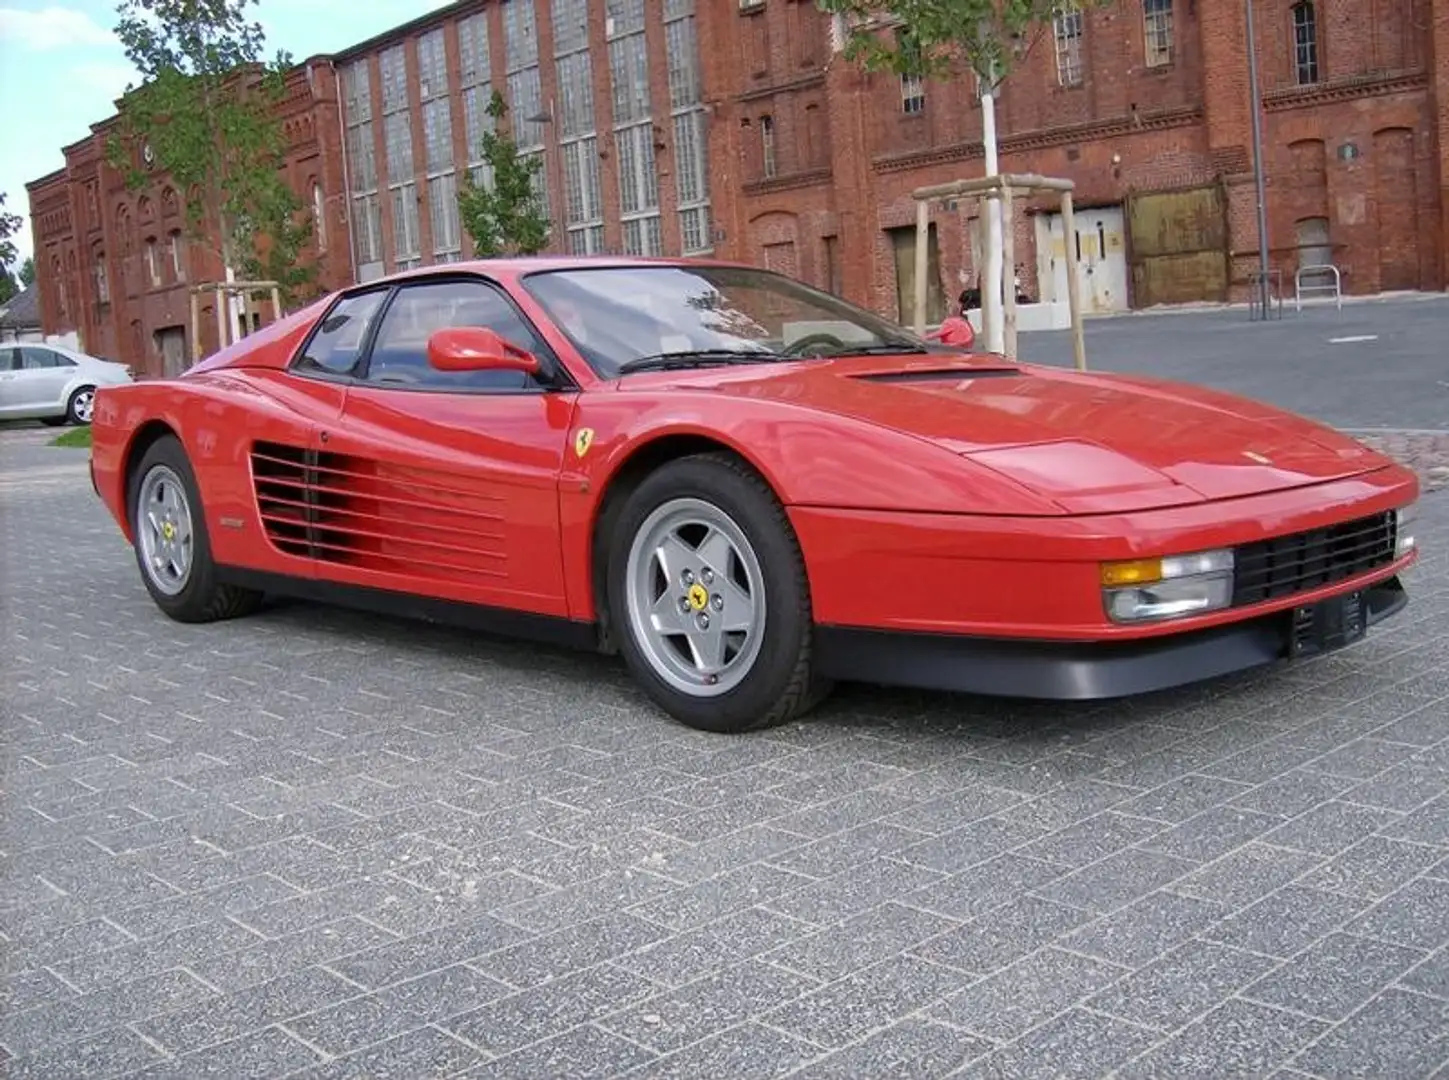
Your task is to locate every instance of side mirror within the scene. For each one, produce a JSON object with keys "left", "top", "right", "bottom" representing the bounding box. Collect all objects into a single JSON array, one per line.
[{"left": 426, "top": 326, "right": 541, "bottom": 374}]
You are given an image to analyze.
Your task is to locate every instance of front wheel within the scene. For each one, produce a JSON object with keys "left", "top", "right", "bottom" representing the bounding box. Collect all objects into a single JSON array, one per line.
[
  {"left": 129, "top": 435, "right": 263, "bottom": 623},
  {"left": 606, "top": 452, "right": 831, "bottom": 733}
]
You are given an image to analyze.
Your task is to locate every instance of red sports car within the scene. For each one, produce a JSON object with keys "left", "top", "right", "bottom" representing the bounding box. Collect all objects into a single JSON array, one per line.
[{"left": 89, "top": 257, "right": 1420, "bottom": 734}]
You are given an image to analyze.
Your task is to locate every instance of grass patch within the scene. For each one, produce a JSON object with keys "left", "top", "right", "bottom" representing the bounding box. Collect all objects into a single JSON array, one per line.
[{"left": 50, "top": 426, "right": 93, "bottom": 449}]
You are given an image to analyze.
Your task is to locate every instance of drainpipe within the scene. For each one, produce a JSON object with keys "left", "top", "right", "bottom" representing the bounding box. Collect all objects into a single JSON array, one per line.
[{"left": 331, "top": 58, "right": 358, "bottom": 286}]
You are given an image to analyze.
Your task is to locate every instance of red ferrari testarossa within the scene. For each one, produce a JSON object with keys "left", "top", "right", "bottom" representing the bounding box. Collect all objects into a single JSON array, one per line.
[{"left": 89, "top": 257, "right": 1420, "bottom": 733}]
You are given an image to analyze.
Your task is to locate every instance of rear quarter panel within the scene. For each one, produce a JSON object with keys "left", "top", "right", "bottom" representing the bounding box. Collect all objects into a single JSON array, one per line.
[{"left": 91, "top": 370, "right": 344, "bottom": 580}]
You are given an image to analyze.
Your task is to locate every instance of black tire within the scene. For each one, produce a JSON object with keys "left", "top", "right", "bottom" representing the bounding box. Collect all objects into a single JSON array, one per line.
[
  {"left": 66, "top": 385, "right": 97, "bottom": 426},
  {"left": 40, "top": 416, "right": 67, "bottom": 427},
  {"left": 605, "top": 451, "right": 832, "bottom": 733},
  {"left": 128, "top": 434, "right": 263, "bottom": 623}
]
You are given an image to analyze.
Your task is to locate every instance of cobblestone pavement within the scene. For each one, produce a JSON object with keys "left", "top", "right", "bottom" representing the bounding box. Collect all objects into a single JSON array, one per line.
[{"left": 3, "top": 438, "right": 1448, "bottom": 1079}]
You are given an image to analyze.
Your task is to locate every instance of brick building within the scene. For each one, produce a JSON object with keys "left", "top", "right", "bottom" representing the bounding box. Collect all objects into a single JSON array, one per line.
[
  {"left": 25, "top": 0, "right": 1449, "bottom": 375},
  {"left": 706, "top": 0, "right": 1448, "bottom": 324}
]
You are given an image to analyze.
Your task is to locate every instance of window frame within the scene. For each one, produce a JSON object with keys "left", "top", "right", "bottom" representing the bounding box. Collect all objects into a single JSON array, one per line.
[{"left": 286, "top": 272, "right": 576, "bottom": 396}]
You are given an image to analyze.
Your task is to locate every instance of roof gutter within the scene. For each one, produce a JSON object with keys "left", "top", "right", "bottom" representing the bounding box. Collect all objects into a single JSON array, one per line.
[{"left": 330, "top": 58, "right": 358, "bottom": 286}]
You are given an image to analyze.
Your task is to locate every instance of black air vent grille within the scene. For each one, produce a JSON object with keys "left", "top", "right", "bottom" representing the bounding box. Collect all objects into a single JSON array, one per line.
[{"left": 1232, "top": 511, "right": 1396, "bottom": 607}]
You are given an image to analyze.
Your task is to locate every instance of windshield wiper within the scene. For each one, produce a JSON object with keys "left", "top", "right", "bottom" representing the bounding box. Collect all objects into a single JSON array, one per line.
[
  {"left": 616, "top": 349, "right": 788, "bottom": 374},
  {"left": 823, "top": 342, "right": 931, "bottom": 357}
]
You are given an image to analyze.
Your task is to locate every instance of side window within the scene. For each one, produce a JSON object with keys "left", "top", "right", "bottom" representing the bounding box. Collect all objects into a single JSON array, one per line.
[
  {"left": 1, "top": 347, "right": 20, "bottom": 371},
  {"left": 21, "top": 347, "right": 69, "bottom": 369},
  {"left": 293, "top": 289, "right": 388, "bottom": 377},
  {"left": 363, "top": 279, "right": 550, "bottom": 391}
]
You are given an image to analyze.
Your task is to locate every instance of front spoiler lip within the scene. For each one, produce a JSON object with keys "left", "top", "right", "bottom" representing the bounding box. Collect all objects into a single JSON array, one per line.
[{"left": 813, "top": 577, "right": 1410, "bottom": 702}]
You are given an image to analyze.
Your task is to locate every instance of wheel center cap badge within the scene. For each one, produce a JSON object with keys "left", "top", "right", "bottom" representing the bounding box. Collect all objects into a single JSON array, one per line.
[
  {"left": 687, "top": 583, "right": 709, "bottom": 611},
  {"left": 162, "top": 522, "right": 175, "bottom": 540}
]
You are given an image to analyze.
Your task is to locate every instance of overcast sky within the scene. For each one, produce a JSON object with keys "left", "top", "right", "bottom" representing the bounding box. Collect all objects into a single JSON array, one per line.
[{"left": 0, "top": 0, "right": 454, "bottom": 269}]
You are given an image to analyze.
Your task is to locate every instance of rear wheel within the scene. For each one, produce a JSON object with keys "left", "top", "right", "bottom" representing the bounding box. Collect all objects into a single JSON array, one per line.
[
  {"left": 66, "top": 386, "right": 96, "bottom": 425},
  {"left": 606, "top": 452, "right": 831, "bottom": 733},
  {"left": 129, "top": 435, "right": 263, "bottom": 623}
]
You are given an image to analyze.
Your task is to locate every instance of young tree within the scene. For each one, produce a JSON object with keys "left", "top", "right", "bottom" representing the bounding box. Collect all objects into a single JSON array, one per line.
[
  {"left": 457, "top": 90, "right": 551, "bottom": 257},
  {"left": 0, "top": 192, "right": 21, "bottom": 305},
  {"left": 106, "top": 0, "right": 317, "bottom": 325},
  {"left": 817, "top": 0, "right": 1094, "bottom": 352},
  {"left": 19, "top": 256, "right": 35, "bottom": 289}
]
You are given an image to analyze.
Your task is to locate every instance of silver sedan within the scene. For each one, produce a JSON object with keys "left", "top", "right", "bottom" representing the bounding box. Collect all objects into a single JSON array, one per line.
[{"left": 0, "top": 343, "right": 134, "bottom": 426}]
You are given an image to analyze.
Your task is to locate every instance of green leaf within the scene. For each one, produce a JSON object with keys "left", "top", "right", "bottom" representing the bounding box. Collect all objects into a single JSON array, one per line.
[
  {"left": 108, "top": 0, "right": 315, "bottom": 298},
  {"left": 0, "top": 191, "right": 22, "bottom": 274},
  {"left": 814, "top": 0, "right": 1099, "bottom": 86}
]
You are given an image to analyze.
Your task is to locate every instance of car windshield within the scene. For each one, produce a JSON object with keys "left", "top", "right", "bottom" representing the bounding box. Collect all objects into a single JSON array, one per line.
[{"left": 520, "top": 264, "right": 928, "bottom": 379}]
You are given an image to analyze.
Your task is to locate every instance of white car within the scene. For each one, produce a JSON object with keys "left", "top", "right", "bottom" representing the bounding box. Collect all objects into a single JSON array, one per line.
[{"left": 0, "top": 343, "right": 134, "bottom": 426}]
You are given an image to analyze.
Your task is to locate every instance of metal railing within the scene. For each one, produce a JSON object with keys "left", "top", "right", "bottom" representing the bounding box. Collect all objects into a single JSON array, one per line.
[{"left": 1294, "top": 263, "right": 1343, "bottom": 312}]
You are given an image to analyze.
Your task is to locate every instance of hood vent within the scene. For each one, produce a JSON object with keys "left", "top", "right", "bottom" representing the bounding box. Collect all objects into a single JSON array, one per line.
[{"left": 854, "top": 368, "right": 1023, "bottom": 385}]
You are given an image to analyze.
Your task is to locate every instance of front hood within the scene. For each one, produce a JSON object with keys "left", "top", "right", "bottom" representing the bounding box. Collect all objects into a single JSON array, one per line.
[{"left": 632, "top": 355, "right": 1385, "bottom": 513}]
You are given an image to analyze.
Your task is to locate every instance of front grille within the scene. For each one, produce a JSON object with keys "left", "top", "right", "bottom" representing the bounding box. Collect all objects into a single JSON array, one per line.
[{"left": 1232, "top": 511, "right": 1396, "bottom": 607}]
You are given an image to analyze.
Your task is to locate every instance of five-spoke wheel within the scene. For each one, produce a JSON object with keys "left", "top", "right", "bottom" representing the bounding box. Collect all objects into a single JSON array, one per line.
[
  {"left": 625, "top": 497, "right": 766, "bottom": 698},
  {"left": 607, "top": 452, "right": 830, "bottom": 733},
  {"left": 129, "top": 434, "right": 262, "bottom": 623},
  {"left": 136, "top": 464, "right": 195, "bottom": 596}
]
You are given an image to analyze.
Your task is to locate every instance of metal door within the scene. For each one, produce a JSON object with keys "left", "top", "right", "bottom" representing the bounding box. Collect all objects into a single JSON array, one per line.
[{"left": 1037, "top": 207, "right": 1130, "bottom": 314}]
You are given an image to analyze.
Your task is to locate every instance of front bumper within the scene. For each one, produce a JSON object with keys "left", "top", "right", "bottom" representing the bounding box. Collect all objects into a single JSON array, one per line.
[{"left": 813, "top": 575, "right": 1409, "bottom": 700}]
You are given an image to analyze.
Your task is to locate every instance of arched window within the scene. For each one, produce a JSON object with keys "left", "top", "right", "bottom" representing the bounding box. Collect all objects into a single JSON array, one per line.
[
  {"left": 1292, "top": 2, "right": 1319, "bottom": 84},
  {"left": 760, "top": 115, "right": 776, "bottom": 178},
  {"left": 145, "top": 237, "right": 160, "bottom": 287},
  {"left": 93, "top": 248, "right": 109, "bottom": 305},
  {"left": 312, "top": 181, "right": 327, "bottom": 250}
]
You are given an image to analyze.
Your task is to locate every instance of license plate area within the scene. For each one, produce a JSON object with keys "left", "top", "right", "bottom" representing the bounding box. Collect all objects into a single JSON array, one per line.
[{"left": 1288, "top": 591, "right": 1366, "bottom": 659}]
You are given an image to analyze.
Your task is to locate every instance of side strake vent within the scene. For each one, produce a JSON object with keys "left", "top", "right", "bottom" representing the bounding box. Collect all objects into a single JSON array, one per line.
[
  {"left": 249, "top": 440, "right": 508, "bottom": 583},
  {"left": 854, "top": 368, "right": 1024, "bottom": 384}
]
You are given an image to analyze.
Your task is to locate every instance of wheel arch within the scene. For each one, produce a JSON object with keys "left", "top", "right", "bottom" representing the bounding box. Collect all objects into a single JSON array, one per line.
[
  {"left": 121, "top": 420, "right": 183, "bottom": 530},
  {"left": 587, "top": 432, "right": 782, "bottom": 654}
]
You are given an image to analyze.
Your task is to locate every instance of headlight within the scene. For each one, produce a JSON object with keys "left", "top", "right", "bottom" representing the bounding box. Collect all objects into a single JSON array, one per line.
[
  {"left": 1395, "top": 503, "right": 1416, "bottom": 559},
  {"left": 1101, "top": 549, "right": 1235, "bottom": 623}
]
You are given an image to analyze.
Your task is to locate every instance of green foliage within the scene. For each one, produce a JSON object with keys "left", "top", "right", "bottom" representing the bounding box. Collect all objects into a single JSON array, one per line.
[
  {"left": 106, "top": 0, "right": 317, "bottom": 304},
  {"left": 457, "top": 91, "right": 551, "bottom": 257},
  {"left": 19, "top": 256, "right": 35, "bottom": 288},
  {"left": 815, "top": 0, "right": 1096, "bottom": 87},
  {"left": 0, "top": 192, "right": 20, "bottom": 305},
  {"left": 0, "top": 191, "right": 21, "bottom": 274}
]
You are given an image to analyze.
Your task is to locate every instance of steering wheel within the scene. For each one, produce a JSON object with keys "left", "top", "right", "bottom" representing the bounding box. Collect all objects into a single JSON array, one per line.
[{"left": 784, "top": 332, "right": 849, "bottom": 358}]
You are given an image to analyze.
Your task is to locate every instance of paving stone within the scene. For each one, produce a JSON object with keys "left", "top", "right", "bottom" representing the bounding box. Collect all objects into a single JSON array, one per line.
[
  {"left": 1242, "top": 932, "right": 1428, "bottom": 1021},
  {"left": 1289, "top": 988, "right": 1449, "bottom": 1078},
  {"left": 1345, "top": 876, "right": 1449, "bottom": 952},
  {"left": 3, "top": 438, "right": 1447, "bottom": 1078},
  {"left": 1086, "top": 940, "right": 1278, "bottom": 1031},
  {"left": 596, "top": 958, "right": 819, "bottom": 1054},
  {"left": 929, "top": 946, "right": 1128, "bottom": 1040},
  {"left": 957, "top": 1007, "right": 1164, "bottom": 1078},
  {"left": 1060, "top": 889, "right": 1230, "bottom": 969},
  {"left": 1200, "top": 884, "right": 1372, "bottom": 958}
]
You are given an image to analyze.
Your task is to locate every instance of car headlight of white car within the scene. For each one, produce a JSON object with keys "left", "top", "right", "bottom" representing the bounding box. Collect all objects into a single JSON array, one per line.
[{"left": 1101, "top": 549, "right": 1235, "bottom": 623}]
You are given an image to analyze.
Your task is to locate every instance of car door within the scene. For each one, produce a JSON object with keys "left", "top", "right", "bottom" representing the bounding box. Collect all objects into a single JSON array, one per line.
[
  {"left": 218, "top": 287, "right": 389, "bottom": 580},
  {"left": 319, "top": 274, "right": 579, "bottom": 617},
  {"left": 0, "top": 346, "right": 22, "bottom": 415},
  {"left": 0, "top": 346, "right": 75, "bottom": 416}
]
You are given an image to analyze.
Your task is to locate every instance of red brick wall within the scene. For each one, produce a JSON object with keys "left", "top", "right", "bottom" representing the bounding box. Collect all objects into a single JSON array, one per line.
[
  {"left": 26, "top": 0, "right": 1447, "bottom": 362},
  {"left": 708, "top": 0, "right": 1445, "bottom": 316},
  {"left": 26, "top": 61, "right": 350, "bottom": 376}
]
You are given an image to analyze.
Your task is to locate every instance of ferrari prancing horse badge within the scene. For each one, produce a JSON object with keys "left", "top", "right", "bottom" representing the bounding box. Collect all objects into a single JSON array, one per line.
[{"left": 574, "top": 427, "right": 595, "bottom": 458}]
